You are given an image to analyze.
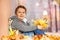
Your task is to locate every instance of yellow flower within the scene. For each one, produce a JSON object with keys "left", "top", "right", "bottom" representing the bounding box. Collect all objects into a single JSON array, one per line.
[
  {"left": 34, "top": 20, "right": 40, "bottom": 26},
  {"left": 24, "top": 36, "right": 29, "bottom": 38},
  {"left": 9, "top": 26, "right": 15, "bottom": 35},
  {"left": 34, "top": 19, "right": 48, "bottom": 29}
]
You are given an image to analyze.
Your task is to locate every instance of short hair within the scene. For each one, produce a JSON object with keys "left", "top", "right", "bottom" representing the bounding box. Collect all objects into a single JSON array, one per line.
[{"left": 15, "top": 5, "right": 27, "bottom": 14}]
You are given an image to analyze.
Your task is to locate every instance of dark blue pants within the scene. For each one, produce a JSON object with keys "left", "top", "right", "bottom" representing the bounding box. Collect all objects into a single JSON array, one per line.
[
  {"left": 34, "top": 29, "right": 45, "bottom": 35},
  {"left": 23, "top": 29, "right": 45, "bottom": 36}
]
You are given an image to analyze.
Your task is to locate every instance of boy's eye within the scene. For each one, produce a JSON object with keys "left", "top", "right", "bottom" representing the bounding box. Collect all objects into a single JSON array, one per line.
[
  {"left": 18, "top": 12, "right": 25, "bottom": 13},
  {"left": 18, "top": 12, "right": 21, "bottom": 13},
  {"left": 23, "top": 12, "right": 25, "bottom": 13}
]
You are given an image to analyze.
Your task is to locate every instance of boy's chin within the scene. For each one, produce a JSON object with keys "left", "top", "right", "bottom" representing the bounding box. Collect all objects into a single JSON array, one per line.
[{"left": 19, "top": 17, "right": 24, "bottom": 20}]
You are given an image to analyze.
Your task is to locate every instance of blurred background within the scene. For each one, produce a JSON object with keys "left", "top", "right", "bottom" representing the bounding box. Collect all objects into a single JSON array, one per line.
[
  {"left": 0, "top": 0, "right": 60, "bottom": 38},
  {"left": 11, "top": 0, "right": 60, "bottom": 32}
]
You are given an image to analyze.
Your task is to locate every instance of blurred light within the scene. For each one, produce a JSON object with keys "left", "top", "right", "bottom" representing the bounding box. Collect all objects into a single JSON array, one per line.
[
  {"left": 43, "top": 10, "right": 48, "bottom": 15},
  {"left": 36, "top": 2, "right": 39, "bottom": 7},
  {"left": 17, "top": 0, "right": 26, "bottom": 5},
  {"left": 52, "top": 1, "right": 57, "bottom": 5}
]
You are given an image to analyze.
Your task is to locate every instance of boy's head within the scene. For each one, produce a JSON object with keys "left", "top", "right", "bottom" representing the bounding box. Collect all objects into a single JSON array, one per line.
[{"left": 15, "top": 5, "right": 27, "bottom": 20}]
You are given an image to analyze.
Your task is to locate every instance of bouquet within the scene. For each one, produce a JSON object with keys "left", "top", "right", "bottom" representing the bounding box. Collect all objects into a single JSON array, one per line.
[{"left": 33, "top": 19, "right": 48, "bottom": 29}]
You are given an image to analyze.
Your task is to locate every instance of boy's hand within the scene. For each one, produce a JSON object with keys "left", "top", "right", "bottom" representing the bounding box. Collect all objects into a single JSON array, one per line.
[{"left": 37, "top": 25, "right": 45, "bottom": 30}]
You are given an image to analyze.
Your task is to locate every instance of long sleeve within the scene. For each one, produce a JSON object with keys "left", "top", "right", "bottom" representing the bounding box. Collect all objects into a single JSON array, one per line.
[{"left": 10, "top": 16, "right": 37, "bottom": 32}]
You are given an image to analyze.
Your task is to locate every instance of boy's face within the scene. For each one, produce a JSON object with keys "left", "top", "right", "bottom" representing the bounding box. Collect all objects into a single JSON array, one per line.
[{"left": 16, "top": 8, "right": 26, "bottom": 20}]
